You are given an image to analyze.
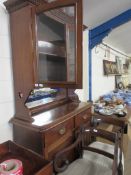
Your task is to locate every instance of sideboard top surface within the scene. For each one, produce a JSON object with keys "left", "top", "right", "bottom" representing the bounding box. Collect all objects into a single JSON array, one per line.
[{"left": 12, "top": 102, "right": 92, "bottom": 131}]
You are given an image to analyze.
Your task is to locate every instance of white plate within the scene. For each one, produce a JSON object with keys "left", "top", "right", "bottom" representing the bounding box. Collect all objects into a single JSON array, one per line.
[{"left": 99, "top": 109, "right": 114, "bottom": 115}]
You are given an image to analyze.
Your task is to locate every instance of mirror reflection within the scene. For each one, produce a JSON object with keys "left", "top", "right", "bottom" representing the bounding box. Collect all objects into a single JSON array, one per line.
[
  {"left": 25, "top": 87, "right": 67, "bottom": 109},
  {"left": 37, "top": 6, "right": 76, "bottom": 83}
]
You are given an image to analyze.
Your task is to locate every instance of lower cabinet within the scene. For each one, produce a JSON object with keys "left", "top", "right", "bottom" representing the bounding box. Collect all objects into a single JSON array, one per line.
[{"left": 13, "top": 103, "right": 92, "bottom": 162}]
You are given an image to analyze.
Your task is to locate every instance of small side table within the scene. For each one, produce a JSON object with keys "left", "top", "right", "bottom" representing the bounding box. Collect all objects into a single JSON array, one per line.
[{"left": 0, "top": 141, "right": 53, "bottom": 175}]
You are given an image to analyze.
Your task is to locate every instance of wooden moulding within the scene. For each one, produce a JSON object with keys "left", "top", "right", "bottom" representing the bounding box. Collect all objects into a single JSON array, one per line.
[
  {"left": 4, "top": 0, "right": 32, "bottom": 12},
  {"left": 4, "top": 0, "right": 48, "bottom": 12},
  {"left": 0, "top": 140, "right": 53, "bottom": 175}
]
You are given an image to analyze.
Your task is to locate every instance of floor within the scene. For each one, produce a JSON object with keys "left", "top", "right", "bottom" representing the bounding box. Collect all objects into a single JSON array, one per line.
[{"left": 124, "top": 122, "right": 131, "bottom": 175}]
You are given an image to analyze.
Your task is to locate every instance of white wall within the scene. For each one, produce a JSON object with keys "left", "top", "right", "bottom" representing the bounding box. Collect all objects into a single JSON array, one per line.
[
  {"left": 0, "top": 5, "right": 14, "bottom": 142},
  {"left": 92, "top": 44, "right": 128, "bottom": 101},
  {"left": 76, "top": 30, "right": 89, "bottom": 102},
  {"left": 92, "top": 46, "right": 115, "bottom": 101},
  {"left": 128, "top": 64, "right": 131, "bottom": 84}
]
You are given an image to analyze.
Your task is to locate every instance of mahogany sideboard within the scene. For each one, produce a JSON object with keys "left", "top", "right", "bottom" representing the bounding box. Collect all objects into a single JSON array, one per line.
[{"left": 3, "top": 0, "right": 92, "bottom": 165}]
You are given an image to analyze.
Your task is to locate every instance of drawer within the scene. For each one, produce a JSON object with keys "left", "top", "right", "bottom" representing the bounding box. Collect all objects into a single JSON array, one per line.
[
  {"left": 45, "top": 137, "right": 74, "bottom": 161},
  {"left": 75, "top": 108, "right": 91, "bottom": 129},
  {"left": 44, "top": 118, "right": 74, "bottom": 159}
]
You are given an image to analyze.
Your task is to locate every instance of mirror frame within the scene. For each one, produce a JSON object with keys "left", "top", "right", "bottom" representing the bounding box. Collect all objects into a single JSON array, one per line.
[{"left": 34, "top": 0, "right": 83, "bottom": 89}]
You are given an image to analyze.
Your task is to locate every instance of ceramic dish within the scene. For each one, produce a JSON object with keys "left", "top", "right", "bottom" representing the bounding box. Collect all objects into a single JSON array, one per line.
[
  {"left": 99, "top": 109, "right": 114, "bottom": 115},
  {"left": 115, "top": 111, "right": 126, "bottom": 117}
]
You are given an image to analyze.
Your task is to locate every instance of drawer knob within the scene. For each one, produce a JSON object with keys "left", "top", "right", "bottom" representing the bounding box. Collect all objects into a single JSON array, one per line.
[
  {"left": 59, "top": 127, "right": 66, "bottom": 135},
  {"left": 83, "top": 115, "right": 87, "bottom": 120}
]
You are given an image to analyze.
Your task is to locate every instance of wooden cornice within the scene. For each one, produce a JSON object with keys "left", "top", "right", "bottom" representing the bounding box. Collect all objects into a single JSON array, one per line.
[{"left": 4, "top": 0, "right": 48, "bottom": 13}]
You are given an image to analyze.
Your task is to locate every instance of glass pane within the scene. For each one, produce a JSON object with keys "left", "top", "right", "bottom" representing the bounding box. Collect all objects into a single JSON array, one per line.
[
  {"left": 38, "top": 54, "right": 66, "bottom": 81},
  {"left": 67, "top": 23, "right": 75, "bottom": 81},
  {"left": 37, "top": 6, "right": 75, "bottom": 83}
]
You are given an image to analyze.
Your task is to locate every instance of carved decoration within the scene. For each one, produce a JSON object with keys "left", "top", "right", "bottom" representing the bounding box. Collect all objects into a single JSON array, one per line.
[{"left": 68, "top": 89, "right": 80, "bottom": 103}]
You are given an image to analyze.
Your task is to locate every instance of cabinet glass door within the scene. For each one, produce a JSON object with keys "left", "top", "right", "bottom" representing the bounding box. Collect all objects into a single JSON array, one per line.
[{"left": 36, "top": 6, "right": 76, "bottom": 83}]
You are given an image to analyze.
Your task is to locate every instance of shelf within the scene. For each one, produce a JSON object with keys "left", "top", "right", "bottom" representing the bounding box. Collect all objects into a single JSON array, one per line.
[{"left": 38, "top": 41, "right": 66, "bottom": 58}]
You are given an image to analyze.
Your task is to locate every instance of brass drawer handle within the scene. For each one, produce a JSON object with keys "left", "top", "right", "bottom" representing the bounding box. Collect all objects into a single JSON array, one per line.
[
  {"left": 59, "top": 127, "right": 66, "bottom": 135},
  {"left": 83, "top": 115, "right": 87, "bottom": 120}
]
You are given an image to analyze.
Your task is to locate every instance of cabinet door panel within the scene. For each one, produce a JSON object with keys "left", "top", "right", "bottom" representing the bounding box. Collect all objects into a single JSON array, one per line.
[{"left": 10, "top": 5, "right": 35, "bottom": 120}]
